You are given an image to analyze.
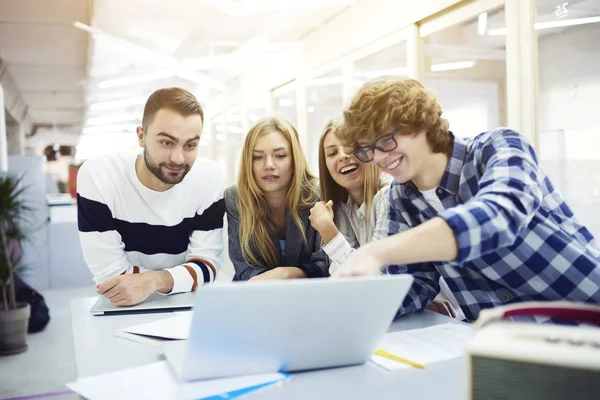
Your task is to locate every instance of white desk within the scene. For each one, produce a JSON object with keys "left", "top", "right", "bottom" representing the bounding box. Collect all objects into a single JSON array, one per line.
[{"left": 70, "top": 296, "right": 467, "bottom": 399}]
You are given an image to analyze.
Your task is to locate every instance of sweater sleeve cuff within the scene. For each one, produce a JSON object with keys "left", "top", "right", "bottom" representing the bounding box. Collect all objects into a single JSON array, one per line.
[{"left": 165, "top": 265, "right": 194, "bottom": 294}]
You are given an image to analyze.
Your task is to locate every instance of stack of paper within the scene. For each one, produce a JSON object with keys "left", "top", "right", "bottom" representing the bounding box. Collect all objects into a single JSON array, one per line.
[
  {"left": 371, "top": 322, "right": 472, "bottom": 370},
  {"left": 116, "top": 312, "right": 192, "bottom": 346},
  {"left": 67, "top": 361, "right": 290, "bottom": 400}
]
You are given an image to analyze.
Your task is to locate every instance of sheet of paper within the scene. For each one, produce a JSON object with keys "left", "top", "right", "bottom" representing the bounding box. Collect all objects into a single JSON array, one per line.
[
  {"left": 119, "top": 313, "right": 192, "bottom": 340},
  {"left": 115, "top": 330, "right": 168, "bottom": 347},
  {"left": 371, "top": 322, "right": 473, "bottom": 370},
  {"left": 66, "top": 361, "right": 289, "bottom": 400}
]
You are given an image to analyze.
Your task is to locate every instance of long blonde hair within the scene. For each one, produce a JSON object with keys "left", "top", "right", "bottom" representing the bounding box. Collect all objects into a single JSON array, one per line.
[
  {"left": 237, "top": 116, "right": 318, "bottom": 269},
  {"left": 318, "top": 118, "right": 383, "bottom": 226}
]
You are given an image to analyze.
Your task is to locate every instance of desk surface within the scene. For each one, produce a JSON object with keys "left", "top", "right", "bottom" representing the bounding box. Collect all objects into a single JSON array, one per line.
[{"left": 70, "top": 296, "right": 466, "bottom": 399}]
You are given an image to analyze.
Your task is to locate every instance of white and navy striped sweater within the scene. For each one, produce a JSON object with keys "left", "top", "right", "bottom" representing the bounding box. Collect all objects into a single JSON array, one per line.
[{"left": 77, "top": 151, "right": 225, "bottom": 294}]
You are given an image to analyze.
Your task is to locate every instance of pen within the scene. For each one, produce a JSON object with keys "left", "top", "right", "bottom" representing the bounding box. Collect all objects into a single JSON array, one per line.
[{"left": 374, "top": 348, "right": 426, "bottom": 369}]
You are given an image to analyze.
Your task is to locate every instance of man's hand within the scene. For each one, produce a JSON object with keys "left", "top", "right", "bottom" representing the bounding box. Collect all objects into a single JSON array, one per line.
[
  {"left": 97, "top": 271, "right": 170, "bottom": 306},
  {"left": 332, "top": 245, "right": 384, "bottom": 277},
  {"left": 249, "top": 267, "right": 307, "bottom": 281}
]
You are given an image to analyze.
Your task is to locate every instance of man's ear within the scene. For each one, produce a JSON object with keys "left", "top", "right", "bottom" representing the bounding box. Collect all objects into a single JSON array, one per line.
[{"left": 136, "top": 126, "right": 145, "bottom": 147}]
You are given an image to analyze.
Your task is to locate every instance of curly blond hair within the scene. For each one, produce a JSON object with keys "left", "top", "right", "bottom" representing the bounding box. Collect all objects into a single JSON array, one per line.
[{"left": 338, "top": 77, "right": 452, "bottom": 155}]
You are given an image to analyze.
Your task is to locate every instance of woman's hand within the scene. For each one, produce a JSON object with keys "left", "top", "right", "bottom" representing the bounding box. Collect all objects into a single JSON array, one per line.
[
  {"left": 309, "top": 201, "right": 338, "bottom": 243},
  {"left": 249, "top": 267, "right": 307, "bottom": 281}
]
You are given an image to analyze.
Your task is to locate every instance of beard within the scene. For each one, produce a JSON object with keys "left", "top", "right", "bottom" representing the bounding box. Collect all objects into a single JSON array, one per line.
[{"left": 143, "top": 147, "right": 191, "bottom": 185}]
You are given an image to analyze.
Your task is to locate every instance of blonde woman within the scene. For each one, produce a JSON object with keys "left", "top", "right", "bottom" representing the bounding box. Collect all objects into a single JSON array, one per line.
[
  {"left": 308, "top": 119, "right": 390, "bottom": 275},
  {"left": 224, "top": 117, "right": 328, "bottom": 281}
]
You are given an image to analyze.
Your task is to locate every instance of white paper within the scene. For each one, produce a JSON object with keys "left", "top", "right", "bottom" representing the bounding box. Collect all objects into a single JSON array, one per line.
[
  {"left": 119, "top": 313, "right": 192, "bottom": 340},
  {"left": 66, "top": 361, "right": 289, "bottom": 400},
  {"left": 371, "top": 323, "right": 472, "bottom": 370},
  {"left": 115, "top": 330, "right": 167, "bottom": 347}
]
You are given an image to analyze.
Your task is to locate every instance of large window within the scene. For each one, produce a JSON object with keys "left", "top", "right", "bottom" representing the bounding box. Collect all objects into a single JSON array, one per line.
[
  {"left": 271, "top": 81, "right": 298, "bottom": 128},
  {"left": 307, "top": 68, "right": 343, "bottom": 173},
  {"left": 537, "top": 0, "right": 600, "bottom": 237},
  {"left": 355, "top": 41, "right": 408, "bottom": 85},
  {"left": 422, "top": 6, "right": 507, "bottom": 138}
]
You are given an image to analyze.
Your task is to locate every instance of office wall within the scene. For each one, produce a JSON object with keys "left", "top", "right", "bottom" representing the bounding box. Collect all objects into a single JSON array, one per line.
[
  {"left": 8, "top": 155, "right": 50, "bottom": 290},
  {"left": 538, "top": 22, "right": 600, "bottom": 237},
  {"left": 0, "top": 84, "right": 8, "bottom": 173}
]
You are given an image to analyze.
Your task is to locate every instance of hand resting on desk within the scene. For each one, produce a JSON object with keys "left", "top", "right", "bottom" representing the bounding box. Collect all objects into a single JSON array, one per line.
[
  {"left": 248, "top": 267, "right": 307, "bottom": 281},
  {"left": 97, "top": 270, "right": 174, "bottom": 306}
]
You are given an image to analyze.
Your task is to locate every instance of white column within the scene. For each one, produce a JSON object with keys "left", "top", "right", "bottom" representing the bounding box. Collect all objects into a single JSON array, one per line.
[
  {"left": 0, "top": 84, "right": 8, "bottom": 172},
  {"left": 6, "top": 122, "right": 25, "bottom": 155},
  {"left": 505, "top": 0, "right": 538, "bottom": 148},
  {"left": 341, "top": 60, "right": 356, "bottom": 105},
  {"left": 295, "top": 75, "right": 309, "bottom": 152},
  {"left": 407, "top": 24, "right": 424, "bottom": 81},
  {"left": 520, "top": 0, "right": 539, "bottom": 150}
]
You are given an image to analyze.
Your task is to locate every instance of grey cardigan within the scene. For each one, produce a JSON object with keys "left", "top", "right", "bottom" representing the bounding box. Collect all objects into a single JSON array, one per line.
[{"left": 224, "top": 185, "right": 329, "bottom": 281}]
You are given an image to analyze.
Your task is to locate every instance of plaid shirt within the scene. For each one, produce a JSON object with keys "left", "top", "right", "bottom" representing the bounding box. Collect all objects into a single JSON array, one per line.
[{"left": 387, "top": 128, "right": 600, "bottom": 322}]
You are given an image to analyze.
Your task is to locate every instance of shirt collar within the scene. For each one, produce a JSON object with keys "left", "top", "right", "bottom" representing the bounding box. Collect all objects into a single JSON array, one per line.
[
  {"left": 438, "top": 135, "right": 467, "bottom": 195},
  {"left": 394, "top": 134, "right": 467, "bottom": 197},
  {"left": 342, "top": 194, "right": 366, "bottom": 218}
]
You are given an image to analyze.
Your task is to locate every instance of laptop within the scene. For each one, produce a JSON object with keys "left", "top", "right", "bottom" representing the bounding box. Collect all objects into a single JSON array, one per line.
[
  {"left": 163, "top": 274, "right": 414, "bottom": 381},
  {"left": 89, "top": 292, "right": 195, "bottom": 316}
]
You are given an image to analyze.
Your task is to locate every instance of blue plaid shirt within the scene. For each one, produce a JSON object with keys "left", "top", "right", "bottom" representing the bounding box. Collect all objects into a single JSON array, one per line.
[{"left": 387, "top": 128, "right": 600, "bottom": 322}]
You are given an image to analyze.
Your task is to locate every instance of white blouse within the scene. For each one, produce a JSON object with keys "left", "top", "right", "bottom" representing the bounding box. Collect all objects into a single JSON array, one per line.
[{"left": 323, "top": 184, "right": 390, "bottom": 275}]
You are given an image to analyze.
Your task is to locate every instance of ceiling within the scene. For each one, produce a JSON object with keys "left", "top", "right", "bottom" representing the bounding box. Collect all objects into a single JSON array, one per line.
[
  {"left": 2, "top": 0, "right": 599, "bottom": 152},
  {"left": 0, "top": 0, "right": 90, "bottom": 135},
  {"left": 0, "top": 0, "right": 354, "bottom": 149}
]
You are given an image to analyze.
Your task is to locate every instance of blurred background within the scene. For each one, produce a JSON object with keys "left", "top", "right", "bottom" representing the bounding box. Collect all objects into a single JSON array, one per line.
[
  {"left": 1, "top": 1, "right": 600, "bottom": 398},
  {"left": 0, "top": 0, "right": 599, "bottom": 290}
]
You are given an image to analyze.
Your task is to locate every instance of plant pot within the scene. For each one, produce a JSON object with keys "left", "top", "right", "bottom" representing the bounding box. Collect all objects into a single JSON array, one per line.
[{"left": 0, "top": 302, "right": 30, "bottom": 355}]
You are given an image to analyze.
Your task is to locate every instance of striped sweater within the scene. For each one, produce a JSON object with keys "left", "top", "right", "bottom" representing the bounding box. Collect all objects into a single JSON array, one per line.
[{"left": 76, "top": 151, "right": 225, "bottom": 294}]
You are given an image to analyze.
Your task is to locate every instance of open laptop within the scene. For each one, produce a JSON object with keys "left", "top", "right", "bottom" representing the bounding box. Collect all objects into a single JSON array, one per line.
[
  {"left": 89, "top": 292, "right": 195, "bottom": 316},
  {"left": 163, "top": 274, "right": 413, "bottom": 381}
]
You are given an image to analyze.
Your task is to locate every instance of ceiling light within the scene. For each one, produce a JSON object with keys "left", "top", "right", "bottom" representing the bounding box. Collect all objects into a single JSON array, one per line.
[
  {"left": 74, "top": 21, "right": 225, "bottom": 91},
  {"left": 225, "top": 114, "right": 243, "bottom": 122},
  {"left": 89, "top": 97, "right": 147, "bottom": 111},
  {"left": 85, "top": 113, "right": 140, "bottom": 126},
  {"left": 488, "top": 15, "right": 600, "bottom": 36},
  {"left": 98, "top": 71, "right": 174, "bottom": 89},
  {"left": 430, "top": 61, "right": 475, "bottom": 72},
  {"left": 227, "top": 126, "right": 245, "bottom": 134},
  {"left": 307, "top": 106, "right": 315, "bottom": 113},
  {"left": 215, "top": 124, "right": 244, "bottom": 134},
  {"left": 82, "top": 124, "right": 138, "bottom": 135},
  {"left": 478, "top": 13, "right": 488, "bottom": 35},
  {"left": 359, "top": 67, "right": 408, "bottom": 79},
  {"left": 308, "top": 76, "right": 343, "bottom": 86}
]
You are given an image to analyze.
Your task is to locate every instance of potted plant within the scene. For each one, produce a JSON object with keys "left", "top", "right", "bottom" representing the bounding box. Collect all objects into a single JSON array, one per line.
[{"left": 0, "top": 174, "right": 32, "bottom": 355}]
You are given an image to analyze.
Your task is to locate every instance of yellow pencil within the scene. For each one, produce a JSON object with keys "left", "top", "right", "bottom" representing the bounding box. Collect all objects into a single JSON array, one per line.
[
  {"left": 325, "top": 200, "right": 333, "bottom": 207},
  {"left": 374, "top": 349, "right": 426, "bottom": 369}
]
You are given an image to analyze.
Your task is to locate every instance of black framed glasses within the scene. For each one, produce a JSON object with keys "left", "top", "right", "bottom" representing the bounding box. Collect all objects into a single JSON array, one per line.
[{"left": 353, "top": 129, "right": 400, "bottom": 163}]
